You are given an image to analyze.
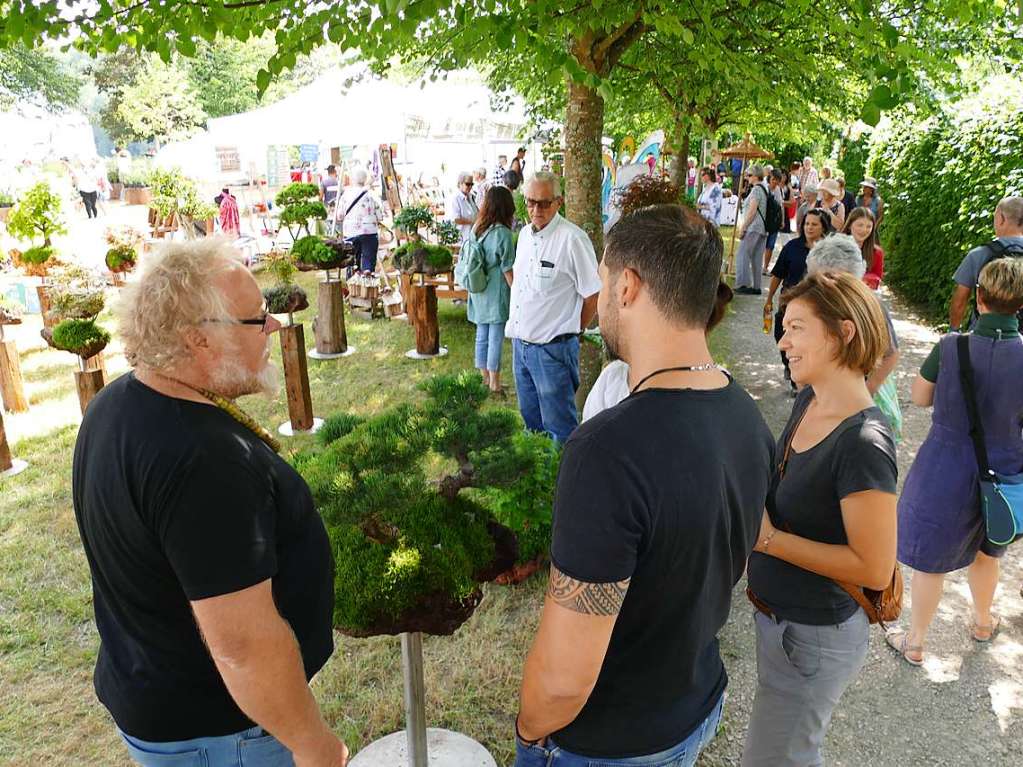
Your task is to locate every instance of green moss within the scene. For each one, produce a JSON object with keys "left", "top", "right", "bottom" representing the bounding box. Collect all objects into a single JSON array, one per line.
[
  {"left": 51, "top": 319, "right": 110, "bottom": 355},
  {"left": 21, "top": 245, "right": 54, "bottom": 266},
  {"left": 291, "top": 235, "right": 335, "bottom": 264}
]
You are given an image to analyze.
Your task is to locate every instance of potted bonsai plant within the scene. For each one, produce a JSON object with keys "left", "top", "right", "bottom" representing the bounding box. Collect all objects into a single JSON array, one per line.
[
  {"left": 275, "top": 182, "right": 327, "bottom": 241},
  {"left": 392, "top": 204, "right": 435, "bottom": 243},
  {"left": 0, "top": 297, "right": 28, "bottom": 414},
  {"left": 106, "top": 159, "right": 122, "bottom": 201},
  {"left": 7, "top": 182, "right": 67, "bottom": 327},
  {"left": 392, "top": 218, "right": 454, "bottom": 358},
  {"left": 294, "top": 372, "right": 533, "bottom": 765},
  {"left": 434, "top": 219, "right": 461, "bottom": 255},
  {"left": 104, "top": 225, "right": 145, "bottom": 284},
  {"left": 40, "top": 265, "right": 110, "bottom": 414},
  {"left": 287, "top": 229, "right": 355, "bottom": 360},
  {"left": 122, "top": 159, "right": 152, "bottom": 206}
]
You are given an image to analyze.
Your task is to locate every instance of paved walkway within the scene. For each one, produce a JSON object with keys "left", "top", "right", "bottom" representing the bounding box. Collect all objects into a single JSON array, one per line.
[{"left": 700, "top": 281, "right": 1023, "bottom": 766}]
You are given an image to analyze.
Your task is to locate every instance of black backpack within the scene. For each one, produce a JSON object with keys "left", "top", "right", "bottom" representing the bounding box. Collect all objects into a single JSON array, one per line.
[
  {"left": 973, "top": 239, "right": 1023, "bottom": 324},
  {"left": 758, "top": 185, "right": 784, "bottom": 234}
]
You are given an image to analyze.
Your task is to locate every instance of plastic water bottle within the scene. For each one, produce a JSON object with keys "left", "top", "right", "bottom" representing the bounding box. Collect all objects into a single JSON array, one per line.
[{"left": 762, "top": 310, "right": 772, "bottom": 335}]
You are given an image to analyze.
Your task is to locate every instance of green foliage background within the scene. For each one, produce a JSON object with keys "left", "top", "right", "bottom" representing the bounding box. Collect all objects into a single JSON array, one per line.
[{"left": 867, "top": 74, "right": 1023, "bottom": 321}]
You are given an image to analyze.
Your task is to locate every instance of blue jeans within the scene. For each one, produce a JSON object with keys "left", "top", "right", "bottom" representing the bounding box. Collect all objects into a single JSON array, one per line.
[
  {"left": 514, "top": 693, "right": 725, "bottom": 767},
  {"left": 119, "top": 726, "right": 294, "bottom": 767},
  {"left": 350, "top": 233, "right": 378, "bottom": 271},
  {"left": 512, "top": 336, "right": 580, "bottom": 444},
  {"left": 474, "top": 322, "right": 506, "bottom": 372}
]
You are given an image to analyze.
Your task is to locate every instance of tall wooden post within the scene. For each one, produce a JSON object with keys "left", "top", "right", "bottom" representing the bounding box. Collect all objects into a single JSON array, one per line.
[
  {"left": 279, "top": 323, "right": 316, "bottom": 433},
  {"left": 0, "top": 408, "right": 12, "bottom": 472},
  {"left": 310, "top": 280, "right": 349, "bottom": 358},
  {"left": 36, "top": 285, "right": 56, "bottom": 330},
  {"left": 0, "top": 327, "right": 28, "bottom": 413},
  {"left": 406, "top": 283, "right": 442, "bottom": 358},
  {"left": 401, "top": 633, "right": 428, "bottom": 767},
  {"left": 74, "top": 357, "right": 106, "bottom": 416}
]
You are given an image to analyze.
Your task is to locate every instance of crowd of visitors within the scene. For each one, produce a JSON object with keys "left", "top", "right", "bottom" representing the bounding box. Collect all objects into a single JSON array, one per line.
[{"left": 65, "top": 154, "right": 1023, "bottom": 767}]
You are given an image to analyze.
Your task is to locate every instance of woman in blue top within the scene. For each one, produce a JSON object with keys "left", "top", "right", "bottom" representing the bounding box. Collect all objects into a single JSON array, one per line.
[{"left": 466, "top": 185, "right": 516, "bottom": 395}]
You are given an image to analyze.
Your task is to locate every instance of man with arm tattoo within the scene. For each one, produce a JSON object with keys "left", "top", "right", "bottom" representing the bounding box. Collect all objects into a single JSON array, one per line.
[{"left": 514, "top": 206, "right": 775, "bottom": 766}]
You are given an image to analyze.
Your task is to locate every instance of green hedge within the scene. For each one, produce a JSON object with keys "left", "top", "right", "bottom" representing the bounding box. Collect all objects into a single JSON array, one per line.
[{"left": 867, "top": 75, "right": 1023, "bottom": 321}]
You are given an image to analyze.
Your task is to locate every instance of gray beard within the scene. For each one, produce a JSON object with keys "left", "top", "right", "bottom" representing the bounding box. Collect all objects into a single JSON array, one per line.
[{"left": 210, "top": 355, "right": 280, "bottom": 400}]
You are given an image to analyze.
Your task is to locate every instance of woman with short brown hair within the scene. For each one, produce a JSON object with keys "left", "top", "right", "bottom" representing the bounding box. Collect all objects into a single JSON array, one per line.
[{"left": 743, "top": 270, "right": 898, "bottom": 766}]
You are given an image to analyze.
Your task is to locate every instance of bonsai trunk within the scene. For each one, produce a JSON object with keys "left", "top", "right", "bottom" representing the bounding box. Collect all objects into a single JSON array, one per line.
[{"left": 564, "top": 77, "right": 605, "bottom": 255}]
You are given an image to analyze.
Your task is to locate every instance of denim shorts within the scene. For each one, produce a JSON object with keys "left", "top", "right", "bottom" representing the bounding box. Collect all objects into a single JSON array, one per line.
[
  {"left": 513, "top": 693, "right": 725, "bottom": 767},
  {"left": 119, "top": 726, "right": 294, "bottom": 767}
]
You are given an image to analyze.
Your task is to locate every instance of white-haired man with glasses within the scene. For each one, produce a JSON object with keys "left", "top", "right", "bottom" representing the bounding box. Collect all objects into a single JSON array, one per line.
[
  {"left": 72, "top": 239, "right": 347, "bottom": 767},
  {"left": 506, "top": 172, "right": 601, "bottom": 444}
]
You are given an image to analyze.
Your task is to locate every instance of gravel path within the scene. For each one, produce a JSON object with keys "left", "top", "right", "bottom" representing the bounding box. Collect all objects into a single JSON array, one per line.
[{"left": 700, "top": 273, "right": 1023, "bottom": 766}]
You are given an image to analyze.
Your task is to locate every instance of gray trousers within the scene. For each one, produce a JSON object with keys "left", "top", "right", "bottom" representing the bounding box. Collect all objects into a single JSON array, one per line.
[
  {"left": 735, "top": 231, "right": 768, "bottom": 290},
  {"left": 741, "top": 608, "right": 869, "bottom": 767}
]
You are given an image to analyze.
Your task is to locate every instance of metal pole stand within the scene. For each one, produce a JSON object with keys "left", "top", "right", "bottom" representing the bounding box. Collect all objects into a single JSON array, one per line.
[{"left": 348, "top": 632, "right": 497, "bottom": 767}]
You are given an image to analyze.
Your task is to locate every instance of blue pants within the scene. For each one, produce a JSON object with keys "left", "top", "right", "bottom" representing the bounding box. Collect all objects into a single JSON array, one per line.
[
  {"left": 512, "top": 336, "right": 580, "bottom": 444},
  {"left": 351, "top": 233, "right": 378, "bottom": 272},
  {"left": 119, "top": 726, "right": 293, "bottom": 766},
  {"left": 514, "top": 693, "right": 724, "bottom": 766},
  {"left": 475, "top": 322, "right": 506, "bottom": 372}
]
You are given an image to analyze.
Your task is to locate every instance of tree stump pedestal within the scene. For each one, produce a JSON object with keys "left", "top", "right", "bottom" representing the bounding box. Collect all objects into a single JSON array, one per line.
[
  {"left": 0, "top": 334, "right": 28, "bottom": 413},
  {"left": 309, "top": 280, "right": 355, "bottom": 359},
  {"left": 348, "top": 633, "right": 496, "bottom": 767},
  {"left": 277, "top": 323, "right": 323, "bottom": 436},
  {"left": 74, "top": 360, "right": 106, "bottom": 416},
  {"left": 36, "top": 285, "right": 56, "bottom": 330},
  {"left": 404, "top": 282, "right": 447, "bottom": 360},
  {"left": 0, "top": 408, "right": 28, "bottom": 478}
]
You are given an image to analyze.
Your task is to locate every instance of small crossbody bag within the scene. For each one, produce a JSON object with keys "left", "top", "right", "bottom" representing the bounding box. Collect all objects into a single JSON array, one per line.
[{"left": 957, "top": 334, "right": 1023, "bottom": 546}]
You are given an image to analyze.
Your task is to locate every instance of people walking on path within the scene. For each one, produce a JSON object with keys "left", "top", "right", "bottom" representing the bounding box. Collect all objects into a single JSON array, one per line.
[
  {"left": 856, "top": 177, "right": 884, "bottom": 226},
  {"left": 697, "top": 166, "right": 722, "bottom": 227},
  {"left": 743, "top": 270, "right": 898, "bottom": 767},
  {"left": 506, "top": 172, "right": 600, "bottom": 444},
  {"left": 762, "top": 168, "right": 786, "bottom": 275},
  {"left": 949, "top": 196, "right": 1023, "bottom": 330},
  {"left": 795, "top": 183, "right": 818, "bottom": 234},
  {"left": 887, "top": 257, "right": 1023, "bottom": 665},
  {"left": 838, "top": 178, "right": 857, "bottom": 221},
  {"left": 448, "top": 171, "right": 479, "bottom": 245},
  {"left": 74, "top": 160, "right": 100, "bottom": 219},
  {"left": 339, "top": 167, "right": 385, "bottom": 272},
  {"left": 796, "top": 157, "right": 819, "bottom": 193},
  {"left": 515, "top": 205, "right": 774, "bottom": 767},
  {"left": 462, "top": 185, "right": 516, "bottom": 396},
  {"left": 842, "top": 207, "right": 885, "bottom": 290},
  {"left": 472, "top": 167, "right": 490, "bottom": 208},
  {"left": 72, "top": 240, "right": 346, "bottom": 767},
  {"left": 493, "top": 155, "right": 509, "bottom": 185},
  {"left": 734, "top": 165, "right": 770, "bottom": 295},
  {"left": 763, "top": 209, "right": 833, "bottom": 393}
]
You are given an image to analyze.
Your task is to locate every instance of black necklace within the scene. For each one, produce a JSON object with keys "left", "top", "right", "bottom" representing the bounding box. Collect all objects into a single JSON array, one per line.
[{"left": 630, "top": 363, "right": 723, "bottom": 395}]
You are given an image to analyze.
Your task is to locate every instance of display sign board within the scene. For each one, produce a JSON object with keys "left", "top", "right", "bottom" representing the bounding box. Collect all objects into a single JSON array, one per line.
[
  {"left": 215, "top": 145, "right": 241, "bottom": 173},
  {"left": 299, "top": 143, "right": 319, "bottom": 163},
  {"left": 266, "top": 145, "right": 290, "bottom": 187}
]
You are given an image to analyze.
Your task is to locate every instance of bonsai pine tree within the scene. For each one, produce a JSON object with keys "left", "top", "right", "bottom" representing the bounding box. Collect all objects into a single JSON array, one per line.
[
  {"left": 295, "top": 372, "right": 555, "bottom": 635},
  {"left": 275, "top": 182, "right": 327, "bottom": 239},
  {"left": 261, "top": 250, "right": 308, "bottom": 317},
  {"left": 392, "top": 204, "right": 434, "bottom": 242}
]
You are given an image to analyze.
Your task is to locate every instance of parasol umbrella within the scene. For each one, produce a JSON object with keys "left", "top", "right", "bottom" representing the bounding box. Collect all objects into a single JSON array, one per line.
[{"left": 719, "top": 133, "right": 773, "bottom": 274}]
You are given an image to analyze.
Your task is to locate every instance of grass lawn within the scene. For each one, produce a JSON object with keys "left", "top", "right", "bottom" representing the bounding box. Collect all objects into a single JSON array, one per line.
[{"left": 0, "top": 266, "right": 731, "bottom": 765}]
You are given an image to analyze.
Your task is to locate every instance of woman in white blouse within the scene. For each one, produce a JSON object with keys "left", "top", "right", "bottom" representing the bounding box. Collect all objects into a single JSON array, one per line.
[{"left": 697, "top": 167, "right": 722, "bottom": 227}]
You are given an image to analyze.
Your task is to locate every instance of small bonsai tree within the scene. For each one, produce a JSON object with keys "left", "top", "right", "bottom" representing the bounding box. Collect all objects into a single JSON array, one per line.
[
  {"left": 276, "top": 182, "right": 327, "bottom": 239},
  {"left": 50, "top": 318, "right": 111, "bottom": 360},
  {"left": 41, "top": 265, "right": 110, "bottom": 361},
  {"left": 294, "top": 372, "right": 545, "bottom": 635},
  {"left": 434, "top": 220, "right": 461, "bottom": 247},
  {"left": 392, "top": 204, "right": 435, "bottom": 241},
  {"left": 149, "top": 167, "right": 218, "bottom": 238},
  {"left": 7, "top": 182, "right": 66, "bottom": 248},
  {"left": 392, "top": 241, "right": 453, "bottom": 275},
  {"left": 104, "top": 226, "right": 145, "bottom": 273},
  {"left": 261, "top": 251, "right": 308, "bottom": 318}
]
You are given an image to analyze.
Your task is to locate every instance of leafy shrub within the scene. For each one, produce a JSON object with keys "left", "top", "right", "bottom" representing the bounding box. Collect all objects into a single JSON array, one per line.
[
  {"left": 837, "top": 132, "right": 870, "bottom": 192},
  {"left": 393, "top": 204, "right": 435, "bottom": 236},
  {"left": 435, "top": 220, "right": 461, "bottom": 246},
  {"left": 614, "top": 175, "right": 682, "bottom": 217},
  {"left": 295, "top": 372, "right": 531, "bottom": 634},
  {"left": 275, "top": 183, "right": 327, "bottom": 237},
  {"left": 51, "top": 318, "right": 111, "bottom": 357},
  {"left": 291, "top": 235, "right": 335, "bottom": 265},
  {"left": 264, "top": 250, "right": 296, "bottom": 285},
  {"left": 867, "top": 74, "right": 1023, "bottom": 321},
  {"left": 262, "top": 284, "right": 308, "bottom": 314},
  {"left": 393, "top": 241, "right": 453, "bottom": 274},
  {"left": 21, "top": 245, "right": 54, "bottom": 266},
  {"left": 105, "top": 244, "right": 137, "bottom": 272},
  {"left": 122, "top": 159, "right": 153, "bottom": 188},
  {"left": 7, "top": 182, "right": 66, "bottom": 245}
]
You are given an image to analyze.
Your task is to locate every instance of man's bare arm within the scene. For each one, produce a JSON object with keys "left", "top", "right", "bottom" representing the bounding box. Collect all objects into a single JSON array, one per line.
[{"left": 949, "top": 284, "right": 972, "bottom": 329}]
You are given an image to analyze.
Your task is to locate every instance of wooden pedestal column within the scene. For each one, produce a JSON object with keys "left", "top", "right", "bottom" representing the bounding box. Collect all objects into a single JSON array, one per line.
[
  {"left": 74, "top": 362, "right": 106, "bottom": 416},
  {"left": 36, "top": 285, "right": 56, "bottom": 330},
  {"left": 0, "top": 409, "right": 12, "bottom": 472},
  {"left": 313, "top": 280, "right": 348, "bottom": 355},
  {"left": 0, "top": 338, "right": 28, "bottom": 413},
  {"left": 82, "top": 352, "right": 107, "bottom": 376},
  {"left": 280, "top": 323, "right": 315, "bottom": 432},
  {"left": 407, "top": 284, "right": 440, "bottom": 356}
]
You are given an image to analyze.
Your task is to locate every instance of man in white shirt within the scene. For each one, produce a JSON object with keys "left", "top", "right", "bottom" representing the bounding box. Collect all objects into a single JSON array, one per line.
[
  {"left": 448, "top": 171, "right": 478, "bottom": 244},
  {"left": 472, "top": 167, "right": 490, "bottom": 209},
  {"left": 796, "top": 157, "right": 819, "bottom": 193},
  {"left": 507, "top": 172, "right": 601, "bottom": 444}
]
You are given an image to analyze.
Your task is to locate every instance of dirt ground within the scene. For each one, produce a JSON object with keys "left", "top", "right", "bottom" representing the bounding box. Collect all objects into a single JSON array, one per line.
[{"left": 699, "top": 275, "right": 1023, "bottom": 766}]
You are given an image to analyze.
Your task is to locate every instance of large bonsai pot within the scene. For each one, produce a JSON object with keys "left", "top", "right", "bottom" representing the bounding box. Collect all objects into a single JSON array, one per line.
[
  {"left": 110, "top": 182, "right": 123, "bottom": 201},
  {"left": 124, "top": 186, "right": 151, "bottom": 206}
]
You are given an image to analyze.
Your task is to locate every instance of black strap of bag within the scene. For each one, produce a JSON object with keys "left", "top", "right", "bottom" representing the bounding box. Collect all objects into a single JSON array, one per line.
[
  {"left": 956, "top": 334, "right": 994, "bottom": 482},
  {"left": 344, "top": 190, "right": 369, "bottom": 217}
]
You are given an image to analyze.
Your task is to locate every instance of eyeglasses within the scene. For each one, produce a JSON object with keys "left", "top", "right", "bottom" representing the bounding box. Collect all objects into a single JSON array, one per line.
[
  {"left": 201, "top": 307, "right": 274, "bottom": 334},
  {"left": 525, "top": 198, "right": 557, "bottom": 210},
  {"left": 463, "top": 181, "right": 474, "bottom": 187}
]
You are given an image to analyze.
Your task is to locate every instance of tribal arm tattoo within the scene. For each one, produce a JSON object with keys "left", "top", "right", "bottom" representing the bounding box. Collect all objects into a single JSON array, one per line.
[{"left": 547, "top": 565, "right": 630, "bottom": 616}]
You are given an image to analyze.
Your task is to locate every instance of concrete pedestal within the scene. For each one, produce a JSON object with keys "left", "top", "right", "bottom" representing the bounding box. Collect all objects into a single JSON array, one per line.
[
  {"left": 349, "top": 729, "right": 496, "bottom": 767},
  {"left": 308, "top": 346, "right": 357, "bottom": 360},
  {"left": 277, "top": 417, "right": 324, "bottom": 437},
  {"left": 1, "top": 458, "right": 28, "bottom": 479},
  {"left": 404, "top": 347, "right": 448, "bottom": 360}
]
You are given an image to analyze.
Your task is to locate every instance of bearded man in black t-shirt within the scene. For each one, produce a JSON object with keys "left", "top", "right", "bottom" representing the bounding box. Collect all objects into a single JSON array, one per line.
[
  {"left": 514, "top": 205, "right": 775, "bottom": 766},
  {"left": 72, "top": 239, "right": 348, "bottom": 767}
]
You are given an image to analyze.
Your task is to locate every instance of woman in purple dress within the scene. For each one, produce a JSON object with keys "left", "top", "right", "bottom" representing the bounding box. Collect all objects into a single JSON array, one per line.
[{"left": 888, "top": 258, "right": 1023, "bottom": 664}]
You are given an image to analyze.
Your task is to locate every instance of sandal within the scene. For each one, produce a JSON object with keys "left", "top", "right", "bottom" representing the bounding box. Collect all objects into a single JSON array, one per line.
[
  {"left": 972, "top": 615, "right": 1001, "bottom": 642},
  {"left": 885, "top": 629, "right": 924, "bottom": 666}
]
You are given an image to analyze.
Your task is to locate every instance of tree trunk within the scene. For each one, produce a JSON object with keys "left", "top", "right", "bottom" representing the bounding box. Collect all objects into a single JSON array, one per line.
[
  {"left": 0, "top": 339, "right": 29, "bottom": 413},
  {"left": 314, "top": 280, "right": 347, "bottom": 354},
  {"left": 74, "top": 368, "right": 106, "bottom": 416},
  {"left": 279, "top": 323, "right": 315, "bottom": 432},
  {"left": 407, "top": 284, "right": 439, "bottom": 356},
  {"left": 0, "top": 409, "right": 12, "bottom": 472},
  {"left": 564, "top": 77, "right": 605, "bottom": 255}
]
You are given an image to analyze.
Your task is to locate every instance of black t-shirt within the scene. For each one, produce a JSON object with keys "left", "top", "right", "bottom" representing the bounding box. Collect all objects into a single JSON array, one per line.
[
  {"left": 771, "top": 237, "right": 811, "bottom": 289},
  {"left": 549, "top": 381, "right": 775, "bottom": 758},
  {"left": 748, "top": 388, "right": 897, "bottom": 625},
  {"left": 72, "top": 373, "right": 335, "bottom": 741}
]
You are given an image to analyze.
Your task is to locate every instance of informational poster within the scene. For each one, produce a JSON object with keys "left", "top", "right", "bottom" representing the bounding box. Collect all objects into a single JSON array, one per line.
[
  {"left": 266, "top": 145, "right": 290, "bottom": 187},
  {"left": 215, "top": 145, "right": 241, "bottom": 173},
  {"left": 299, "top": 143, "right": 319, "bottom": 163}
]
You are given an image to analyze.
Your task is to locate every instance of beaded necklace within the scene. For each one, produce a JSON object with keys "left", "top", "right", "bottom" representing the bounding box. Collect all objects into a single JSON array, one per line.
[{"left": 154, "top": 373, "right": 282, "bottom": 453}]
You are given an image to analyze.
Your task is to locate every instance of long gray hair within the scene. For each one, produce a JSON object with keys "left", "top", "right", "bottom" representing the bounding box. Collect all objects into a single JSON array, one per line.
[{"left": 806, "top": 234, "right": 866, "bottom": 279}]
